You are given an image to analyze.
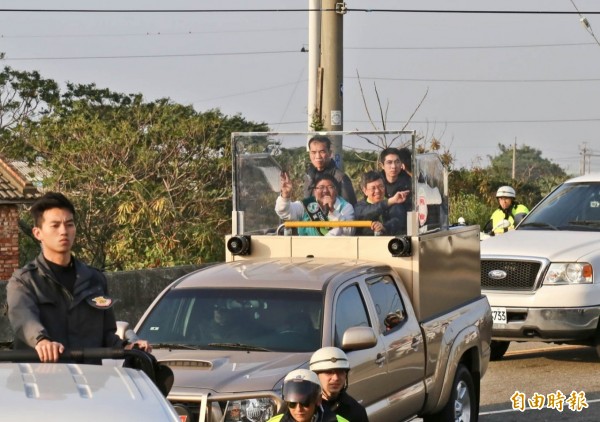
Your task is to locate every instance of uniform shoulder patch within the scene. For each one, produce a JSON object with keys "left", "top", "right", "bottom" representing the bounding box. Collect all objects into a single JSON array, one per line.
[{"left": 86, "top": 295, "right": 116, "bottom": 309}]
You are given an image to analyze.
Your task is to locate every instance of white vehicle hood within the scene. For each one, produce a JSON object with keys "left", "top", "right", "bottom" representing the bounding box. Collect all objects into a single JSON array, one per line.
[
  {"left": 0, "top": 363, "right": 179, "bottom": 421},
  {"left": 481, "top": 230, "right": 600, "bottom": 262}
]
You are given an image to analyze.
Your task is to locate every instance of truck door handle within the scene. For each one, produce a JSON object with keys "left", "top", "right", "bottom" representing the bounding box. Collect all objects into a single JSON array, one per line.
[
  {"left": 411, "top": 336, "right": 420, "bottom": 351},
  {"left": 375, "top": 353, "right": 386, "bottom": 366}
]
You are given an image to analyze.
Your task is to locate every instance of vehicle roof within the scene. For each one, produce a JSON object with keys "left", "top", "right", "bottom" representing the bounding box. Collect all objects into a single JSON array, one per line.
[
  {"left": 173, "top": 258, "right": 389, "bottom": 290},
  {"left": 564, "top": 172, "right": 600, "bottom": 183},
  {"left": 0, "top": 363, "right": 178, "bottom": 421}
]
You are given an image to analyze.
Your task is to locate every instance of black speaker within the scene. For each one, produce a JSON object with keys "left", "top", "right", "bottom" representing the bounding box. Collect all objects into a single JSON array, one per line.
[
  {"left": 227, "top": 235, "right": 252, "bottom": 256},
  {"left": 388, "top": 236, "right": 411, "bottom": 257}
]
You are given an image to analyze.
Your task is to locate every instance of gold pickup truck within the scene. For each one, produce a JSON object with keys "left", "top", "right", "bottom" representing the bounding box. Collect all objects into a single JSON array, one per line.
[{"left": 133, "top": 131, "right": 492, "bottom": 422}]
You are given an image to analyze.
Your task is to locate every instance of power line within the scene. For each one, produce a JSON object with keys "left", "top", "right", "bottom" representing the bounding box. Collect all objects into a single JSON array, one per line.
[
  {"left": 0, "top": 27, "right": 306, "bottom": 39},
  {"left": 0, "top": 8, "right": 600, "bottom": 14},
  {"left": 346, "top": 42, "right": 597, "bottom": 51},
  {"left": 348, "top": 76, "right": 600, "bottom": 83},
  {"left": 272, "top": 117, "right": 600, "bottom": 126},
  {"left": 1, "top": 50, "right": 300, "bottom": 61},
  {"left": 0, "top": 26, "right": 595, "bottom": 51}
]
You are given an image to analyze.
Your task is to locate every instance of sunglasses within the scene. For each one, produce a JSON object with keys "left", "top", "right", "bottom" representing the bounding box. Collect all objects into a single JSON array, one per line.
[{"left": 287, "top": 401, "right": 313, "bottom": 409}]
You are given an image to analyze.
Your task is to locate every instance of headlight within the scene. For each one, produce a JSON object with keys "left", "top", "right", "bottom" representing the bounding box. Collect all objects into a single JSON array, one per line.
[
  {"left": 225, "top": 398, "right": 278, "bottom": 422},
  {"left": 543, "top": 263, "right": 593, "bottom": 285}
]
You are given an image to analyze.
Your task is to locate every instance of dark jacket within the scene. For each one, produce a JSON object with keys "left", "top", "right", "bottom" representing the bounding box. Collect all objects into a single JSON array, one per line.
[
  {"left": 354, "top": 199, "right": 406, "bottom": 236},
  {"left": 323, "top": 390, "right": 369, "bottom": 422},
  {"left": 7, "top": 253, "right": 123, "bottom": 360},
  {"left": 381, "top": 170, "right": 412, "bottom": 210},
  {"left": 304, "top": 161, "right": 357, "bottom": 205}
]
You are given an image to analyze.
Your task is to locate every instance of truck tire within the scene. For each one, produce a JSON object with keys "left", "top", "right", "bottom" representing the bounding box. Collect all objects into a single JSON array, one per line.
[
  {"left": 490, "top": 340, "right": 510, "bottom": 361},
  {"left": 423, "top": 364, "right": 476, "bottom": 422}
]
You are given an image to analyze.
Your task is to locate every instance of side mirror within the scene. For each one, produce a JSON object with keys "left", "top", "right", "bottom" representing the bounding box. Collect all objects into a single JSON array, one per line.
[
  {"left": 341, "top": 326, "right": 377, "bottom": 351},
  {"left": 116, "top": 320, "right": 139, "bottom": 342},
  {"left": 116, "top": 321, "right": 130, "bottom": 340}
]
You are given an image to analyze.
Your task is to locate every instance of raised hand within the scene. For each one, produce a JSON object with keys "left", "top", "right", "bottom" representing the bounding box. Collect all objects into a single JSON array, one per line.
[{"left": 280, "top": 171, "right": 293, "bottom": 199}]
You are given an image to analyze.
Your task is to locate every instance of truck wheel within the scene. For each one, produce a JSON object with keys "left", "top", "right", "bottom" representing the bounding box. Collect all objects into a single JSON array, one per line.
[
  {"left": 423, "top": 364, "right": 476, "bottom": 422},
  {"left": 490, "top": 340, "right": 510, "bottom": 361}
]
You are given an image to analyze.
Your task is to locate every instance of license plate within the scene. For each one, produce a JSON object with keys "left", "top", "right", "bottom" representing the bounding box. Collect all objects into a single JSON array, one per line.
[{"left": 491, "top": 307, "right": 507, "bottom": 324}]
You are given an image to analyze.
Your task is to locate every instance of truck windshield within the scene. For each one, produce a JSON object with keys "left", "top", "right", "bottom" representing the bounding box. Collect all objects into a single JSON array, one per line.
[
  {"left": 520, "top": 181, "right": 600, "bottom": 231},
  {"left": 136, "top": 288, "right": 323, "bottom": 352}
]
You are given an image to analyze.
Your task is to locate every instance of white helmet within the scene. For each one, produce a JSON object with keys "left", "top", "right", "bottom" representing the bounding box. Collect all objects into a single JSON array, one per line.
[
  {"left": 309, "top": 347, "right": 350, "bottom": 372},
  {"left": 282, "top": 369, "right": 322, "bottom": 403},
  {"left": 496, "top": 186, "right": 516, "bottom": 198}
]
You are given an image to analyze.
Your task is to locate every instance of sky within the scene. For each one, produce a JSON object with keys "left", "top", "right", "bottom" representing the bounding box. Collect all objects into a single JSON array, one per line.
[{"left": 1, "top": 0, "right": 599, "bottom": 175}]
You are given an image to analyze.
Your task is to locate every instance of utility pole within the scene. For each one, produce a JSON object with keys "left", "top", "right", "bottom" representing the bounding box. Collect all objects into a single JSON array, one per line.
[
  {"left": 320, "top": 0, "right": 345, "bottom": 167},
  {"left": 512, "top": 138, "right": 516, "bottom": 180},
  {"left": 581, "top": 143, "right": 588, "bottom": 175},
  {"left": 307, "top": 0, "right": 321, "bottom": 131}
]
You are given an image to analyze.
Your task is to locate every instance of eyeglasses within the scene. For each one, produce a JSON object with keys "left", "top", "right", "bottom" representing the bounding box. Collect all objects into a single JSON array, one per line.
[
  {"left": 314, "top": 185, "right": 336, "bottom": 192},
  {"left": 384, "top": 159, "right": 401, "bottom": 166},
  {"left": 366, "top": 185, "right": 385, "bottom": 193},
  {"left": 287, "top": 401, "right": 313, "bottom": 409}
]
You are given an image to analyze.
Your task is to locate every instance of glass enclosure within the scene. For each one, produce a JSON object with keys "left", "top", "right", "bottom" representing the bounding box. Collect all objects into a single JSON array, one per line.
[{"left": 231, "top": 131, "right": 448, "bottom": 236}]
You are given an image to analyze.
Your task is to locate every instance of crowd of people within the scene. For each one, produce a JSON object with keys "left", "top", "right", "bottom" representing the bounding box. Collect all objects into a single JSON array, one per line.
[
  {"left": 275, "top": 136, "right": 413, "bottom": 237},
  {"left": 276, "top": 135, "right": 529, "bottom": 238}
]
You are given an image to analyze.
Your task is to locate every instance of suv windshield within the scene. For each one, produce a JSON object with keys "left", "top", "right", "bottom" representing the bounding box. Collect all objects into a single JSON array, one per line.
[
  {"left": 520, "top": 181, "right": 600, "bottom": 231},
  {"left": 137, "top": 288, "right": 323, "bottom": 352}
]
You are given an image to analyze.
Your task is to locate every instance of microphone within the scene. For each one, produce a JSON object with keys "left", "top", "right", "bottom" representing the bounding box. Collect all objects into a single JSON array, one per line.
[{"left": 323, "top": 204, "right": 330, "bottom": 215}]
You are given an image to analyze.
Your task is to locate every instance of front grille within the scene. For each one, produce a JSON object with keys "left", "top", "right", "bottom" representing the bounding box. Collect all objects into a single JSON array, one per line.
[{"left": 481, "top": 259, "right": 543, "bottom": 291}]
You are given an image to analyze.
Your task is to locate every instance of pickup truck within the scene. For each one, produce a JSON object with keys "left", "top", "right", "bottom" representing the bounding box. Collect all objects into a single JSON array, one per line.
[
  {"left": 481, "top": 173, "right": 600, "bottom": 360},
  {"left": 133, "top": 131, "right": 492, "bottom": 422}
]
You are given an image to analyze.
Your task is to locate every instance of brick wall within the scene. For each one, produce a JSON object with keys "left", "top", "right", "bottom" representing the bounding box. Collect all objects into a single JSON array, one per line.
[{"left": 0, "top": 205, "right": 19, "bottom": 280}]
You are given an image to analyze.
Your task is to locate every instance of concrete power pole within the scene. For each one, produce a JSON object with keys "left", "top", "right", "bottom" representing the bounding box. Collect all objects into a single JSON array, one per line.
[
  {"left": 320, "top": 0, "right": 345, "bottom": 167},
  {"left": 307, "top": 0, "right": 321, "bottom": 132},
  {"left": 512, "top": 138, "right": 516, "bottom": 180}
]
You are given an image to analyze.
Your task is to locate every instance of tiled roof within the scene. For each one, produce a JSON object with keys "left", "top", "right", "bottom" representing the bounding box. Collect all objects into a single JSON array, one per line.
[{"left": 0, "top": 155, "right": 41, "bottom": 203}]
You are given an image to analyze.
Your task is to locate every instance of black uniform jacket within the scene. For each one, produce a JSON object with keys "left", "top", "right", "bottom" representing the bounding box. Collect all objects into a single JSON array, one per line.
[
  {"left": 323, "top": 390, "right": 369, "bottom": 422},
  {"left": 7, "top": 253, "right": 123, "bottom": 356}
]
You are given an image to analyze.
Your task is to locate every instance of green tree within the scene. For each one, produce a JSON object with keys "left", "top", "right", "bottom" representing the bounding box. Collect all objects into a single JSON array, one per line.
[
  {"left": 0, "top": 66, "right": 60, "bottom": 153},
  {"left": 449, "top": 144, "right": 569, "bottom": 228},
  {"left": 488, "top": 143, "right": 566, "bottom": 182},
  {"left": 4, "top": 82, "right": 267, "bottom": 270}
]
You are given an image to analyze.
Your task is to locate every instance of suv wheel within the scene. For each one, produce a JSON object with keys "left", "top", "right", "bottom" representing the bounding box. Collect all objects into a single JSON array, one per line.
[{"left": 490, "top": 340, "right": 510, "bottom": 361}]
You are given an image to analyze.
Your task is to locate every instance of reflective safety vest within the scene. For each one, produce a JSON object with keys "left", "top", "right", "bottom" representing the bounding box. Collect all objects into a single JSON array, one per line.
[
  {"left": 267, "top": 412, "right": 350, "bottom": 422},
  {"left": 490, "top": 203, "right": 529, "bottom": 234}
]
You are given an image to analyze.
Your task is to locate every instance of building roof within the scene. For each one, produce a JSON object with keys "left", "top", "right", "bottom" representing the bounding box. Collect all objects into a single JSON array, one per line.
[{"left": 0, "top": 155, "right": 41, "bottom": 204}]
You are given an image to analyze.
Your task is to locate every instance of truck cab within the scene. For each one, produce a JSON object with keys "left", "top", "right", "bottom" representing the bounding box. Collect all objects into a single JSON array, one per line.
[{"left": 134, "top": 131, "right": 491, "bottom": 422}]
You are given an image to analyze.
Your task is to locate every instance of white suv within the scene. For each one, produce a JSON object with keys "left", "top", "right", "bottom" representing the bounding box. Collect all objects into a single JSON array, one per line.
[{"left": 481, "top": 173, "right": 600, "bottom": 360}]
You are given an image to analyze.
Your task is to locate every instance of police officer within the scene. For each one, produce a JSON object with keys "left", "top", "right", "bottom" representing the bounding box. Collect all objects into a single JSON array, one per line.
[
  {"left": 268, "top": 369, "right": 349, "bottom": 422},
  {"left": 310, "top": 347, "right": 369, "bottom": 422},
  {"left": 485, "top": 186, "right": 529, "bottom": 235},
  {"left": 7, "top": 192, "right": 152, "bottom": 363}
]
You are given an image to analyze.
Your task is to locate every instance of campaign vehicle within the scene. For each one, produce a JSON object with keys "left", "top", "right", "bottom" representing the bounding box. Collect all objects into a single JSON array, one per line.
[
  {"left": 481, "top": 173, "right": 600, "bottom": 360},
  {"left": 134, "top": 131, "right": 492, "bottom": 422},
  {"left": 0, "top": 348, "right": 179, "bottom": 421}
]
